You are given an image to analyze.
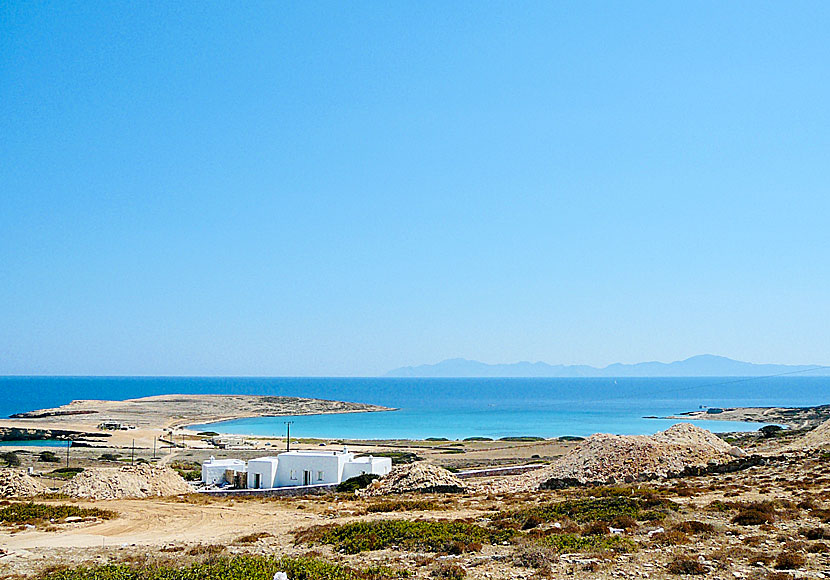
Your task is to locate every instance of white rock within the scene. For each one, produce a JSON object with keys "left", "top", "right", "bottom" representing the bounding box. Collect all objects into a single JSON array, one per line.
[{"left": 273, "top": 573, "right": 289, "bottom": 580}]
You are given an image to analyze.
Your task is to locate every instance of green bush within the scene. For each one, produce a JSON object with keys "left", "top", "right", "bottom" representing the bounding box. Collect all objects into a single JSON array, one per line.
[
  {"left": 537, "top": 533, "right": 635, "bottom": 554},
  {"left": 296, "top": 519, "right": 514, "bottom": 554},
  {"left": 0, "top": 451, "right": 20, "bottom": 467},
  {"left": 38, "top": 555, "right": 408, "bottom": 580},
  {"left": 170, "top": 461, "right": 201, "bottom": 481},
  {"left": 336, "top": 473, "right": 380, "bottom": 492},
  {"left": 39, "top": 451, "right": 61, "bottom": 463},
  {"left": 0, "top": 502, "right": 116, "bottom": 524},
  {"left": 369, "top": 451, "right": 421, "bottom": 464},
  {"left": 498, "top": 494, "right": 677, "bottom": 527},
  {"left": 99, "top": 453, "right": 121, "bottom": 461},
  {"left": 48, "top": 467, "right": 84, "bottom": 480}
]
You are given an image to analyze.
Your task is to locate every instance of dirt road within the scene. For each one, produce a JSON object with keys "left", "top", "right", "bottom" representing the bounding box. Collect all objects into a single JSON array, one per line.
[{"left": 1, "top": 498, "right": 315, "bottom": 551}]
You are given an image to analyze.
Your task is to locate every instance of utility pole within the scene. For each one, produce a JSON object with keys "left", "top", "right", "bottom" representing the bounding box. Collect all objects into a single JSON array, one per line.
[
  {"left": 131, "top": 439, "right": 135, "bottom": 465},
  {"left": 153, "top": 437, "right": 156, "bottom": 460},
  {"left": 284, "top": 421, "right": 294, "bottom": 452},
  {"left": 65, "top": 440, "right": 71, "bottom": 469}
]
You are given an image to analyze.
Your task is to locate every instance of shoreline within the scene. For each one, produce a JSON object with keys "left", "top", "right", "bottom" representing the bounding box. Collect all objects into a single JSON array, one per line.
[
  {"left": 3, "top": 397, "right": 829, "bottom": 447},
  {"left": 0, "top": 394, "right": 395, "bottom": 449},
  {"left": 651, "top": 403, "right": 830, "bottom": 430}
]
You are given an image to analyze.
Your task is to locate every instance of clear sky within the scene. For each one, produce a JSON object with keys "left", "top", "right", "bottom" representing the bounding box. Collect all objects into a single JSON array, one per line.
[{"left": 2, "top": 2, "right": 829, "bottom": 376}]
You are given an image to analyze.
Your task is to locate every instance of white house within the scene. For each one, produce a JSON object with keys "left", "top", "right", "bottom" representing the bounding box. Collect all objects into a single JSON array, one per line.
[
  {"left": 245, "top": 448, "right": 392, "bottom": 489},
  {"left": 201, "top": 457, "right": 246, "bottom": 485}
]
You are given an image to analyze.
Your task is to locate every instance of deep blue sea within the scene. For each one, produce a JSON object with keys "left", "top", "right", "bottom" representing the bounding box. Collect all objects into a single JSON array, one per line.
[{"left": 1, "top": 376, "right": 828, "bottom": 439}]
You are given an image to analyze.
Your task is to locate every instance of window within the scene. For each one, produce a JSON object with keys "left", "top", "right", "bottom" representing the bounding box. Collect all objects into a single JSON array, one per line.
[
  {"left": 317, "top": 471, "right": 324, "bottom": 481},
  {"left": 289, "top": 469, "right": 297, "bottom": 480}
]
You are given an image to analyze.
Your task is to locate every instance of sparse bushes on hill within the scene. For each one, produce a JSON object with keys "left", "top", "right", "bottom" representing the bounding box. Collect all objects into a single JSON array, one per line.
[
  {"left": 295, "top": 519, "right": 513, "bottom": 554},
  {"left": 0, "top": 502, "right": 115, "bottom": 525},
  {"left": 37, "top": 555, "right": 409, "bottom": 580},
  {"left": 497, "top": 493, "right": 677, "bottom": 529}
]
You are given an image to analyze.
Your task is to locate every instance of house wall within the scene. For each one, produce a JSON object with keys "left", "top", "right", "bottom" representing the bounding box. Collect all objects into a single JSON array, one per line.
[
  {"left": 342, "top": 456, "right": 392, "bottom": 481},
  {"left": 247, "top": 457, "right": 279, "bottom": 489},
  {"left": 275, "top": 452, "right": 349, "bottom": 486},
  {"left": 201, "top": 460, "right": 246, "bottom": 485}
]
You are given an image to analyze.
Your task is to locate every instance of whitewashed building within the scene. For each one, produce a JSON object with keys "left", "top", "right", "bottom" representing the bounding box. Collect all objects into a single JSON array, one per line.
[
  {"left": 201, "top": 457, "right": 246, "bottom": 485},
  {"left": 249, "top": 448, "right": 392, "bottom": 489},
  {"left": 202, "top": 448, "right": 392, "bottom": 489}
]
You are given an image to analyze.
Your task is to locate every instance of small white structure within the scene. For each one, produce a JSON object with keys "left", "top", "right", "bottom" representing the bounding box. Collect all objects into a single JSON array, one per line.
[
  {"left": 202, "top": 448, "right": 392, "bottom": 489},
  {"left": 201, "top": 457, "right": 246, "bottom": 486},
  {"left": 342, "top": 455, "right": 392, "bottom": 481},
  {"left": 238, "top": 448, "right": 393, "bottom": 489},
  {"left": 247, "top": 456, "right": 280, "bottom": 489}
]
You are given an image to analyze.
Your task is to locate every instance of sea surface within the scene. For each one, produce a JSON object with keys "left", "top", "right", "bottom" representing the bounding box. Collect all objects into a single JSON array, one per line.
[{"left": 1, "top": 376, "right": 828, "bottom": 440}]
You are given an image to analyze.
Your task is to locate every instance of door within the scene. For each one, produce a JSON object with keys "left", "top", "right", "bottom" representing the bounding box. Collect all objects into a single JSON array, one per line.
[
  {"left": 303, "top": 470, "right": 311, "bottom": 485},
  {"left": 254, "top": 473, "right": 261, "bottom": 489}
]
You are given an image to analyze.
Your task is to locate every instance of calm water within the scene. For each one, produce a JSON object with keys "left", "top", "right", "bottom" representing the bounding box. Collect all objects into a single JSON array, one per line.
[
  {"left": 2, "top": 376, "right": 828, "bottom": 439},
  {"left": 0, "top": 439, "right": 70, "bottom": 448}
]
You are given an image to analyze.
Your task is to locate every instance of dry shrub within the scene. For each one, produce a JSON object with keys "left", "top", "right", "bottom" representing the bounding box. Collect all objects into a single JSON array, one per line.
[
  {"left": 733, "top": 502, "right": 777, "bottom": 525},
  {"left": 521, "top": 514, "right": 543, "bottom": 530},
  {"left": 234, "top": 531, "right": 273, "bottom": 544},
  {"left": 765, "top": 573, "right": 792, "bottom": 580},
  {"left": 512, "top": 543, "right": 556, "bottom": 571},
  {"left": 186, "top": 544, "right": 226, "bottom": 556},
  {"left": 800, "top": 526, "right": 830, "bottom": 540},
  {"left": 667, "top": 556, "right": 706, "bottom": 575},
  {"left": 774, "top": 551, "right": 805, "bottom": 570},
  {"left": 444, "top": 540, "right": 482, "bottom": 555},
  {"left": 431, "top": 562, "right": 466, "bottom": 579},
  {"left": 673, "top": 520, "right": 715, "bottom": 535},
  {"left": 610, "top": 515, "right": 637, "bottom": 530},
  {"left": 650, "top": 530, "right": 689, "bottom": 546},
  {"left": 581, "top": 521, "right": 609, "bottom": 536},
  {"left": 796, "top": 498, "right": 816, "bottom": 510},
  {"left": 808, "top": 542, "right": 829, "bottom": 553}
]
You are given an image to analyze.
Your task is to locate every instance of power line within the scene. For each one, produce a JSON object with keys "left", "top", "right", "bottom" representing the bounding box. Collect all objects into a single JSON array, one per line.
[{"left": 651, "top": 364, "right": 830, "bottom": 396}]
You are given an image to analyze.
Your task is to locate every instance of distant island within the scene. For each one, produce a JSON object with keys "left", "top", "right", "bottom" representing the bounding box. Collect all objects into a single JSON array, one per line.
[{"left": 385, "top": 354, "right": 830, "bottom": 378}]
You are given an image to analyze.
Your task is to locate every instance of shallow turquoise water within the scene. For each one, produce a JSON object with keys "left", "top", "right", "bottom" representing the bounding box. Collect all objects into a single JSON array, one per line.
[
  {"left": 0, "top": 439, "right": 70, "bottom": 447},
  {"left": 2, "top": 375, "right": 827, "bottom": 440},
  {"left": 190, "top": 406, "right": 770, "bottom": 440}
]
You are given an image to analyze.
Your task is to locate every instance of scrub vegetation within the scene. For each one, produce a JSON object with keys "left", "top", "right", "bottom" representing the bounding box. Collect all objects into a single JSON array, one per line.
[
  {"left": 0, "top": 502, "right": 116, "bottom": 525},
  {"left": 38, "top": 555, "right": 409, "bottom": 580}
]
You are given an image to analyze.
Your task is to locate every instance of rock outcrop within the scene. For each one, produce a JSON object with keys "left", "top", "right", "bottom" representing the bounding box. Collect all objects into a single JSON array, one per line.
[
  {"left": 360, "top": 463, "right": 466, "bottom": 496},
  {"left": 61, "top": 464, "right": 192, "bottom": 499}
]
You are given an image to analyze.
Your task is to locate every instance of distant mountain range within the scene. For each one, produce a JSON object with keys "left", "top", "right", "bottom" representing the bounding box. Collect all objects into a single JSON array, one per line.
[{"left": 384, "top": 355, "right": 830, "bottom": 378}]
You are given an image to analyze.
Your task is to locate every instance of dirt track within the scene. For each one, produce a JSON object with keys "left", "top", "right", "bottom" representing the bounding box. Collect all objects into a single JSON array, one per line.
[{"left": 1, "top": 498, "right": 313, "bottom": 551}]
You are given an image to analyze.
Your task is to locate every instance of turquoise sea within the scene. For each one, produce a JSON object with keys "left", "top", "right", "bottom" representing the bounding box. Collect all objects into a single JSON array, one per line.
[{"left": 1, "top": 376, "right": 828, "bottom": 440}]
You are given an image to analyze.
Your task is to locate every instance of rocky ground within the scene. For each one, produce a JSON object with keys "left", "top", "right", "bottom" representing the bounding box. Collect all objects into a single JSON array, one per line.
[{"left": 1, "top": 422, "right": 829, "bottom": 579}]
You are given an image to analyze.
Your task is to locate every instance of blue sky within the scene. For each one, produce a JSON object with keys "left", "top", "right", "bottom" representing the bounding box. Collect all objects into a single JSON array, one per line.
[{"left": 2, "top": 2, "right": 829, "bottom": 376}]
